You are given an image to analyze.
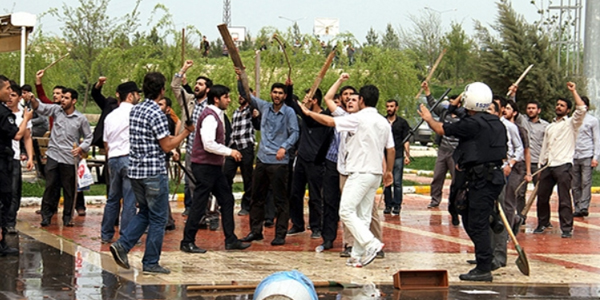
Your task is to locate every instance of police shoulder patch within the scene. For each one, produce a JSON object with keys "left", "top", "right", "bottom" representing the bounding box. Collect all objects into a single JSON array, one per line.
[{"left": 8, "top": 116, "right": 15, "bottom": 124}]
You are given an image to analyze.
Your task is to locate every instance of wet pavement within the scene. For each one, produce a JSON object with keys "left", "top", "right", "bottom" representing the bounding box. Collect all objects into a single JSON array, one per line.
[{"left": 2, "top": 180, "right": 600, "bottom": 299}]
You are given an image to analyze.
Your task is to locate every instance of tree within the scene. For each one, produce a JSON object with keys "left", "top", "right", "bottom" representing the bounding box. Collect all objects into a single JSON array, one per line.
[
  {"left": 474, "top": 0, "right": 580, "bottom": 120},
  {"left": 441, "top": 22, "right": 476, "bottom": 86},
  {"left": 381, "top": 23, "right": 400, "bottom": 50},
  {"left": 365, "top": 27, "right": 379, "bottom": 47},
  {"left": 51, "top": 0, "right": 141, "bottom": 111},
  {"left": 399, "top": 10, "right": 443, "bottom": 79}
]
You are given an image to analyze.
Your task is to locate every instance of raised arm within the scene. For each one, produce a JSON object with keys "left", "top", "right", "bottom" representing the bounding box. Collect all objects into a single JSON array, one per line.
[
  {"left": 172, "top": 60, "right": 195, "bottom": 111},
  {"left": 35, "top": 70, "right": 53, "bottom": 104},
  {"left": 324, "top": 73, "right": 349, "bottom": 112},
  {"left": 423, "top": 81, "right": 444, "bottom": 116},
  {"left": 567, "top": 82, "right": 586, "bottom": 129},
  {"left": 91, "top": 77, "right": 108, "bottom": 109}
]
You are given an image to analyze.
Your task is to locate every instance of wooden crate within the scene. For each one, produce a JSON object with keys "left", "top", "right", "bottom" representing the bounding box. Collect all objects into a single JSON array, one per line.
[{"left": 393, "top": 270, "right": 449, "bottom": 290}]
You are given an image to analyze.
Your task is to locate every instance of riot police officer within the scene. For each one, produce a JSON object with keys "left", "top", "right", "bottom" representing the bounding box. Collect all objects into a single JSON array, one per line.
[
  {"left": 0, "top": 76, "right": 33, "bottom": 256},
  {"left": 418, "top": 82, "right": 507, "bottom": 282}
]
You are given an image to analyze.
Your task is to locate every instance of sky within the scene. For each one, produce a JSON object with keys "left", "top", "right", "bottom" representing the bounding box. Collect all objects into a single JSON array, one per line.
[{"left": 1, "top": 0, "right": 549, "bottom": 44}]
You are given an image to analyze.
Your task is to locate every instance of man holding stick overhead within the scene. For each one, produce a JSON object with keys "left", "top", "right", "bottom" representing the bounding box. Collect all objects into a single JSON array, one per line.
[
  {"left": 236, "top": 68, "right": 299, "bottom": 247},
  {"left": 171, "top": 60, "right": 212, "bottom": 216}
]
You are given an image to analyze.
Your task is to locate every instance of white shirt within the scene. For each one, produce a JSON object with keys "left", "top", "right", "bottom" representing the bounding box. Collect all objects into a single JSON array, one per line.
[
  {"left": 201, "top": 105, "right": 232, "bottom": 157},
  {"left": 12, "top": 106, "right": 32, "bottom": 160},
  {"left": 103, "top": 102, "right": 133, "bottom": 159},
  {"left": 332, "top": 107, "right": 349, "bottom": 175},
  {"left": 501, "top": 117, "right": 524, "bottom": 163},
  {"left": 334, "top": 107, "right": 394, "bottom": 175},
  {"left": 539, "top": 105, "right": 586, "bottom": 167}
]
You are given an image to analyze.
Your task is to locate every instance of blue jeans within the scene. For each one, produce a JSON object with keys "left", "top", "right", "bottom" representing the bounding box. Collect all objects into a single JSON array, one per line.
[
  {"left": 101, "top": 156, "right": 136, "bottom": 241},
  {"left": 383, "top": 157, "right": 404, "bottom": 208},
  {"left": 116, "top": 174, "right": 169, "bottom": 268}
]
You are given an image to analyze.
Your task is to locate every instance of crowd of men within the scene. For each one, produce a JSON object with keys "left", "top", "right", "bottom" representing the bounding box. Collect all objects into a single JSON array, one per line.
[{"left": 0, "top": 60, "right": 597, "bottom": 281}]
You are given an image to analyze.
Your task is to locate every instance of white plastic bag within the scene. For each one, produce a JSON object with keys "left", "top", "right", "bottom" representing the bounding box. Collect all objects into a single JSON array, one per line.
[{"left": 77, "top": 159, "right": 94, "bottom": 188}]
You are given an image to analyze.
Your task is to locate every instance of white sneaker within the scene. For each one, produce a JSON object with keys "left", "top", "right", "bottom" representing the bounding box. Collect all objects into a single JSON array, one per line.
[
  {"left": 346, "top": 257, "right": 363, "bottom": 268},
  {"left": 360, "top": 242, "right": 384, "bottom": 267}
]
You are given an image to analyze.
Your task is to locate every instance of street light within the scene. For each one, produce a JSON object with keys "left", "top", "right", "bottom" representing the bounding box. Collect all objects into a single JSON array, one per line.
[
  {"left": 278, "top": 15, "right": 305, "bottom": 25},
  {"left": 424, "top": 7, "right": 457, "bottom": 14}
]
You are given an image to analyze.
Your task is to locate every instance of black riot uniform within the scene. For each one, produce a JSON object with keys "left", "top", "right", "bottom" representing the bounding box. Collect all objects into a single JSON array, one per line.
[
  {"left": 444, "top": 112, "right": 507, "bottom": 274},
  {"left": 0, "top": 104, "right": 18, "bottom": 253}
]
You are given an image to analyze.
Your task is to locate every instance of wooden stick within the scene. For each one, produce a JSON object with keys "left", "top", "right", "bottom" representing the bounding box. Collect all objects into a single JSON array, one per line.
[
  {"left": 272, "top": 34, "right": 292, "bottom": 79},
  {"left": 415, "top": 49, "right": 446, "bottom": 99},
  {"left": 306, "top": 48, "right": 336, "bottom": 101},
  {"left": 42, "top": 53, "right": 70, "bottom": 72},
  {"left": 506, "top": 64, "right": 534, "bottom": 96},
  {"left": 255, "top": 50, "right": 261, "bottom": 97},
  {"left": 181, "top": 28, "right": 186, "bottom": 66},
  {"left": 218, "top": 24, "right": 252, "bottom": 101}
]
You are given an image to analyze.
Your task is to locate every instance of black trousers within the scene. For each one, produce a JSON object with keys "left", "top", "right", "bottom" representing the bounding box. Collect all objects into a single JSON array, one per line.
[
  {"left": 321, "top": 160, "right": 341, "bottom": 243},
  {"left": 6, "top": 159, "right": 21, "bottom": 227},
  {"left": 249, "top": 160, "right": 289, "bottom": 239},
  {"left": 536, "top": 163, "right": 573, "bottom": 232},
  {"left": 182, "top": 163, "right": 237, "bottom": 245},
  {"left": 0, "top": 156, "right": 13, "bottom": 244},
  {"left": 41, "top": 157, "right": 76, "bottom": 223},
  {"left": 460, "top": 169, "right": 504, "bottom": 272},
  {"left": 223, "top": 145, "right": 254, "bottom": 212},
  {"left": 289, "top": 156, "right": 325, "bottom": 232}
]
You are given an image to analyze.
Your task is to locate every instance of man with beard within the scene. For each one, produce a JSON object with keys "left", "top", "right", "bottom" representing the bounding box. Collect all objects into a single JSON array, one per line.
[
  {"left": 171, "top": 60, "right": 212, "bottom": 216},
  {"left": 237, "top": 68, "right": 299, "bottom": 246},
  {"left": 535, "top": 82, "right": 586, "bottom": 238},
  {"left": 382, "top": 99, "right": 410, "bottom": 216},
  {"left": 180, "top": 85, "right": 250, "bottom": 253},
  {"left": 29, "top": 86, "right": 93, "bottom": 227},
  {"left": 286, "top": 86, "right": 333, "bottom": 239}
]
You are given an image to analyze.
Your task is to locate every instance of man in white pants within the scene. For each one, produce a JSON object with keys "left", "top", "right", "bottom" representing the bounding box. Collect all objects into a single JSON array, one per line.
[{"left": 301, "top": 84, "right": 394, "bottom": 267}]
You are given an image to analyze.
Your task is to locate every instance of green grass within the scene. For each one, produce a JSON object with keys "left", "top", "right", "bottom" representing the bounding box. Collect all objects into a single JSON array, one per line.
[{"left": 407, "top": 156, "right": 437, "bottom": 171}]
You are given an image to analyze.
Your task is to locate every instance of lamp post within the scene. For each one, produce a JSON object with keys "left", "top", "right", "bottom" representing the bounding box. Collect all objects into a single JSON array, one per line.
[
  {"left": 278, "top": 16, "right": 305, "bottom": 27},
  {"left": 424, "top": 7, "right": 457, "bottom": 14},
  {"left": 11, "top": 12, "right": 36, "bottom": 86}
]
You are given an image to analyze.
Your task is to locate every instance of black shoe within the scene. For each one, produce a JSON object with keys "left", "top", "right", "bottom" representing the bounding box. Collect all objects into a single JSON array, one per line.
[
  {"left": 0, "top": 244, "right": 19, "bottom": 256},
  {"left": 573, "top": 211, "right": 583, "bottom": 217},
  {"left": 240, "top": 232, "right": 263, "bottom": 242},
  {"left": 340, "top": 245, "right": 352, "bottom": 257},
  {"left": 165, "top": 223, "right": 176, "bottom": 231},
  {"left": 376, "top": 250, "right": 385, "bottom": 259},
  {"left": 209, "top": 218, "right": 219, "bottom": 231},
  {"left": 63, "top": 218, "right": 74, "bottom": 227},
  {"left": 271, "top": 237, "right": 285, "bottom": 246},
  {"left": 459, "top": 268, "right": 493, "bottom": 281},
  {"left": 225, "top": 240, "right": 251, "bottom": 250},
  {"left": 40, "top": 218, "right": 50, "bottom": 227},
  {"left": 180, "top": 242, "right": 207, "bottom": 253},
  {"left": 110, "top": 242, "right": 130, "bottom": 269},
  {"left": 533, "top": 224, "right": 550, "bottom": 234},
  {"left": 101, "top": 238, "right": 112, "bottom": 244},
  {"left": 466, "top": 259, "right": 477, "bottom": 265},
  {"left": 237, "top": 209, "right": 249, "bottom": 216},
  {"left": 561, "top": 231, "right": 573, "bottom": 238},
  {"left": 511, "top": 215, "right": 522, "bottom": 236},
  {"left": 383, "top": 207, "right": 392, "bottom": 214},
  {"left": 143, "top": 264, "right": 170, "bottom": 274},
  {"left": 7, "top": 226, "right": 17, "bottom": 234},
  {"left": 310, "top": 230, "right": 322, "bottom": 239},
  {"left": 182, "top": 207, "right": 190, "bottom": 216},
  {"left": 287, "top": 227, "right": 305, "bottom": 236},
  {"left": 392, "top": 207, "right": 400, "bottom": 215},
  {"left": 491, "top": 261, "right": 504, "bottom": 271},
  {"left": 320, "top": 240, "right": 333, "bottom": 250},
  {"left": 451, "top": 213, "right": 460, "bottom": 226},
  {"left": 581, "top": 209, "right": 589, "bottom": 217},
  {"left": 427, "top": 202, "right": 439, "bottom": 208},
  {"left": 77, "top": 208, "right": 86, "bottom": 216},
  {"left": 264, "top": 219, "right": 274, "bottom": 228}
]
